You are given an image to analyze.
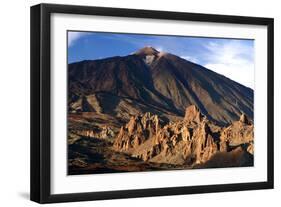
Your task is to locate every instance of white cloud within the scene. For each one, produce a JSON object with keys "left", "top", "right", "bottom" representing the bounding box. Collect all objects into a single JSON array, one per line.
[
  {"left": 68, "top": 32, "right": 88, "bottom": 47},
  {"left": 181, "top": 55, "right": 199, "bottom": 64},
  {"left": 155, "top": 46, "right": 164, "bottom": 52},
  {"left": 203, "top": 40, "right": 254, "bottom": 89}
]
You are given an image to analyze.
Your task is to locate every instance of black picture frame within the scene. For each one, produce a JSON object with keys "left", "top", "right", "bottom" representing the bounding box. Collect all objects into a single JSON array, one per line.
[{"left": 30, "top": 3, "right": 274, "bottom": 204}]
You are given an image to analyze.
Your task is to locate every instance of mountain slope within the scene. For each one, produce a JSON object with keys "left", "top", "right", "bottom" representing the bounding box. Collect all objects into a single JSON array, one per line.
[{"left": 68, "top": 46, "right": 253, "bottom": 126}]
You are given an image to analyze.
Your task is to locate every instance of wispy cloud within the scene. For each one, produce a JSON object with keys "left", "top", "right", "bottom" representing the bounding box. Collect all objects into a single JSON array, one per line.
[
  {"left": 180, "top": 55, "right": 199, "bottom": 64},
  {"left": 68, "top": 32, "right": 89, "bottom": 47},
  {"left": 202, "top": 40, "right": 254, "bottom": 89}
]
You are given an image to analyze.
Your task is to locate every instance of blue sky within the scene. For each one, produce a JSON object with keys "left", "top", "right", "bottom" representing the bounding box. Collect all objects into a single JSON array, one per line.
[{"left": 68, "top": 31, "right": 254, "bottom": 89}]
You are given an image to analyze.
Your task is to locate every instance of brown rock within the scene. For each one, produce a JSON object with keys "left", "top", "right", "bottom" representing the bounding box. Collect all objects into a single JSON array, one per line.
[
  {"left": 113, "top": 109, "right": 253, "bottom": 167},
  {"left": 134, "top": 46, "right": 160, "bottom": 57},
  {"left": 247, "top": 142, "right": 254, "bottom": 155},
  {"left": 239, "top": 113, "right": 250, "bottom": 125},
  {"left": 73, "top": 126, "right": 115, "bottom": 139},
  {"left": 184, "top": 105, "right": 204, "bottom": 124},
  {"left": 191, "top": 122, "right": 217, "bottom": 164},
  {"left": 220, "top": 113, "right": 254, "bottom": 149},
  {"left": 113, "top": 112, "right": 159, "bottom": 152}
]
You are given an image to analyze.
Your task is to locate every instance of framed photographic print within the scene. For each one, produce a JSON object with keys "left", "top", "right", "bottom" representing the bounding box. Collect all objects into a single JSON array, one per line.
[{"left": 30, "top": 3, "right": 274, "bottom": 203}]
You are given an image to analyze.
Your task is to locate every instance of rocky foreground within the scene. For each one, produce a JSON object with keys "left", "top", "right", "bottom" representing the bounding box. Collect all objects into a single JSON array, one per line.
[{"left": 68, "top": 105, "right": 253, "bottom": 174}]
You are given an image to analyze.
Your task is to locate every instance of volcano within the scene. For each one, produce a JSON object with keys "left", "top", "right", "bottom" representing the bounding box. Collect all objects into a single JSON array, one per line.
[{"left": 68, "top": 46, "right": 253, "bottom": 126}]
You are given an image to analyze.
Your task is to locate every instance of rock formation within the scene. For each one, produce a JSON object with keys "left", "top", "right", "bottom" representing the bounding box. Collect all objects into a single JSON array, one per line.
[
  {"left": 113, "top": 105, "right": 254, "bottom": 167},
  {"left": 73, "top": 126, "right": 115, "bottom": 140},
  {"left": 220, "top": 113, "right": 254, "bottom": 154},
  {"left": 184, "top": 105, "right": 204, "bottom": 124},
  {"left": 113, "top": 112, "right": 160, "bottom": 151}
]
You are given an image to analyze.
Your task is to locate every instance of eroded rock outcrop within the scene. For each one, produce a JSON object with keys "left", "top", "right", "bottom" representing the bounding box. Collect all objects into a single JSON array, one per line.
[
  {"left": 113, "top": 105, "right": 254, "bottom": 167},
  {"left": 74, "top": 126, "right": 115, "bottom": 139},
  {"left": 184, "top": 105, "right": 204, "bottom": 124},
  {"left": 220, "top": 113, "right": 254, "bottom": 154},
  {"left": 113, "top": 112, "right": 159, "bottom": 151}
]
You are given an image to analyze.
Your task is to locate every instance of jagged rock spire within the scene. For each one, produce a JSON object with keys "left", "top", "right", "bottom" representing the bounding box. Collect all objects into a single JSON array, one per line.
[
  {"left": 113, "top": 112, "right": 159, "bottom": 151},
  {"left": 184, "top": 105, "right": 203, "bottom": 123},
  {"left": 239, "top": 113, "right": 249, "bottom": 125}
]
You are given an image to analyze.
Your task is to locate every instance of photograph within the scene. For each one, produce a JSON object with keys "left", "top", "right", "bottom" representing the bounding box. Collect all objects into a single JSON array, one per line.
[
  {"left": 67, "top": 31, "right": 254, "bottom": 175},
  {"left": 29, "top": 3, "right": 274, "bottom": 203}
]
